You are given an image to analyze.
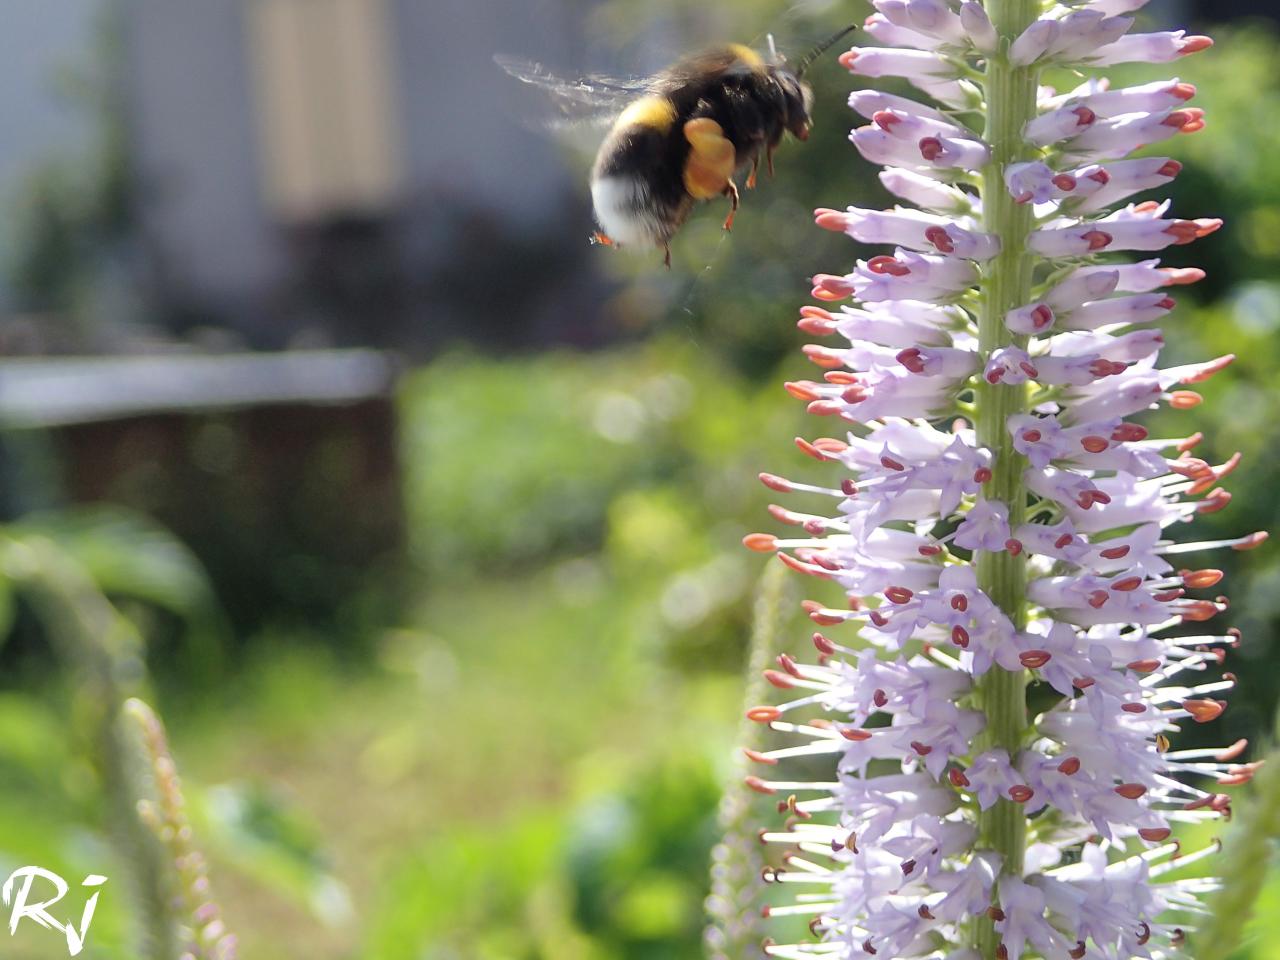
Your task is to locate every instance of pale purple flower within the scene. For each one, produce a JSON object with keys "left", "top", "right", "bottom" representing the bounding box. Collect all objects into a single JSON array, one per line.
[{"left": 742, "top": 9, "right": 1255, "bottom": 960}]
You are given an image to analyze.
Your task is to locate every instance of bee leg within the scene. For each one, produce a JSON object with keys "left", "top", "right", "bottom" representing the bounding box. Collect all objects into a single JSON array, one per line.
[
  {"left": 722, "top": 180, "right": 740, "bottom": 231},
  {"left": 746, "top": 156, "right": 759, "bottom": 190},
  {"left": 591, "top": 231, "right": 617, "bottom": 248},
  {"left": 663, "top": 244, "right": 672, "bottom": 269},
  {"left": 766, "top": 144, "right": 776, "bottom": 178}
]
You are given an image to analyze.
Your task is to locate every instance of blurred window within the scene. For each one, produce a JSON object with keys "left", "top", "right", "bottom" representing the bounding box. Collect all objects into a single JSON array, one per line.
[{"left": 246, "top": 0, "right": 402, "bottom": 220}]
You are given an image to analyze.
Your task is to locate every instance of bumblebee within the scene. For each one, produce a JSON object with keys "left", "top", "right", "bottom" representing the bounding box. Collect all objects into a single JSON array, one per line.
[{"left": 499, "top": 26, "right": 854, "bottom": 266}]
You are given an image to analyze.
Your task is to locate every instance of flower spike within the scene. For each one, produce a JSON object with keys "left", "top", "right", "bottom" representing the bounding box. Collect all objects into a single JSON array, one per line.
[{"left": 746, "top": 4, "right": 1242, "bottom": 960}]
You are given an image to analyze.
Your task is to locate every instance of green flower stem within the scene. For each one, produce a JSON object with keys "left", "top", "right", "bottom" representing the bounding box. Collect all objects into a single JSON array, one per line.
[{"left": 972, "top": 1, "right": 1041, "bottom": 956}]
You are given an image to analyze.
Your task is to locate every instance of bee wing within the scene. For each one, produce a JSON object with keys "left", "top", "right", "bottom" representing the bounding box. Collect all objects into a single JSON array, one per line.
[{"left": 494, "top": 55, "right": 652, "bottom": 126}]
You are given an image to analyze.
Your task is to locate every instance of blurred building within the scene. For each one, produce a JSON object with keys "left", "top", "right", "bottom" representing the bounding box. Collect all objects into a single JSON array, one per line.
[{"left": 117, "top": 0, "right": 615, "bottom": 352}]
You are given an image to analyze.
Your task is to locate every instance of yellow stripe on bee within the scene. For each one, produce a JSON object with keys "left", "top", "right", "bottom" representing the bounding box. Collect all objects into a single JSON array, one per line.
[
  {"left": 615, "top": 96, "right": 678, "bottom": 133},
  {"left": 683, "top": 117, "right": 736, "bottom": 199},
  {"left": 728, "top": 43, "right": 764, "bottom": 67}
]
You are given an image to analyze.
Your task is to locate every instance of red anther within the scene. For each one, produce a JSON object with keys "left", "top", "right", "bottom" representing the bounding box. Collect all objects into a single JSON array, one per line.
[
  {"left": 1111, "top": 576, "right": 1143, "bottom": 592},
  {"left": 974, "top": 467, "right": 993, "bottom": 484},
  {"left": 1134, "top": 200, "right": 1161, "bottom": 213},
  {"left": 1072, "top": 105, "right": 1096, "bottom": 127},
  {"left": 1158, "top": 159, "right": 1183, "bottom": 179},
  {"left": 1030, "top": 304, "right": 1054, "bottom": 329},
  {"left": 1100, "top": 544, "right": 1131, "bottom": 560},
  {"left": 1021, "top": 428, "right": 1042, "bottom": 443},
  {"left": 1008, "top": 785, "right": 1034, "bottom": 803},
  {"left": 778, "top": 551, "right": 824, "bottom": 577},
  {"left": 1164, "top": 221, "right": 1200, "bottom": 245},
  {"left": 743, "top": 533, "right": 778, "bottom": 552},
  {"left": 801, "top": 519, "right": 824, "bottom": 535},
  {"left": 988, "top": 907, "right": 1006, "bottom": 922},
  {"left": 1052, "top": 173, "right": 1077, "bottom": 191},
  {"left": 1183, "top": 354, "right": 1237, "bottom": 385},
  {"left": 808, "top": 399, "right": 845, "bottom": 416},
  {"left": 872, "top": 110, "right": 902, "bottom": 132},
  {"left": 1183, "top": 568, "right": 1224, "bottom": 589},
  {"left": 1055, "top": 533, "right": 1075, "bottom": 550},
  {"left": 759, "top": 472, "right": 791, "bottom": 492},
  {"left": 1183, "top": 698, "right": 1226, "bottom": 723},
  {"left": 880, "top": 454, "right": 906, "bottom": 471},
  {"left": 814, "top": 208, "right": 849, "bottom": 232},
  {"left": 1136, "top": 921, "right": 1153, "bottom": 947},
  {"left": 1005, "top": 538, "right": 1023, "bottom": 556},
  {"left": 1169, "top": 390, "right": 1203, "bottom": 408},
  {"left": 918, "top": 905, "right": 935, "bottom": 920},
  {"left": 996, "top": 945, "right": 1009, "bottom": 960},
  {"left": 1115, "top": 783, "right": 1147, "bottom": 799},
  {"left": 1088, "top": 168, "right": 1110, "bottom": 185},
  {"left": 805, "top": 602, "right": 846, "bottom": 626},
  {"left": 1082, "top": 489, "right": 1111, "bottom": 508},
  {"left": 919, "top": 136, "right": 943, "bottom": 161},
  {"left": 924, "top": 225, "right": 955, "bottom": 253},
  {"left": 797, "top": 315, "right": 835, "bottom": 336},
  {"left": 840, "top": 727, "right": 872, "bottom": 741},
  {"left": 868, "top": 255, "right": 910, "bottom": 276},
  {"left": 1219, "top": 765, "right": 1259, "bottom": 786},
  {"left": 845, "top": 831, "right": 859, "bottom": 852},
  {"left": 1019, "top": 650, "right": 1052, "bottom": 669},
  {"left": 784, "top": 381, "right": 821, "bottom": 401},
  {"left": 949, "top": 767, "right": 971, "bottom": 788},
  {"left": 863, "top": 937, "right": 878, "bottom": 955},
  {"left": 1080, "top": 435, "right": 1109, "bottom": 453},
  {"left": 1164, "top": 267, "right": 1206, "bottom": 286},
  {"left": 986, "top": 368, "right": 1004, "bottom": 384},
  {"left": 1070, "top": 942, "right": 1087, "bottom": 960},
  {"left": 743, "top": 748, "right": 777, "bottom": 765},
  {"left": 813, "top": 633, "right": 837, "bottom": 656},
  {"left": 873, "top": 688, "right": 889, "bottom": 708},
  {"left": 811, "top": 274, "right": 855, "bottom": 301},
  {"left": 1170, "top": 456, "right": 1213, "bottom": 479},
  {"left": 1083, "top": 229, "right": 1113, "bottom": 251},
  {"left": 1139, "top": 827, "right": 1172, "bottom": 843},
  {"left": 1058, "top": 756, "right": 1081, "bottom": 775},
  {"left": 1171, "top": 81, "right": 1197, "bottom": 100},
  {"left": 910, "top": 741, "right": 933, "bottom": 756},
  {"left": 951, "top": 594, "right": 969, "bottom": 612},
  {"left": 777, "top": 653, "right": 802, "bottom": 678},
  {"left": 747, "top": 705, "right": 782, "bottom": 723},
  {"left": 1154, "top": 588, "right": 1184, "bottom": 603},
  {"left": 1216, "top": 739, "right": 1249, "bottom": 762},
  {"left": 744, "top": 775, "right": 776, "bottom": 794},
  {"left": 814, "top": 435, "right": 850, "bottom": 453},
  {"left": 1179, "top": 35, "right": 1214, "bottom": 54},
  {"left": 1197, "top": 489, "right": 1232, "bottom": 514},
  {"left": 951, "top": 625, "right": 970, "bottom": 648},
  {"left": 896, "top": 347, "right": 926, "bottom": 373},
  {"left": 1121, "top": 702, "right": 1146, "bottom": 713},
  {"left": 918, "top": 543, "right": 944, "bottom": 556},
  {"left": 1127, "top": 658, "right": 1160, "bottom": 672},
  {"left": 800, "top": 304, "right": 834, "bottom": 322},
  {"left": 1163, "top": 109, "right": 1194, "bottom": 128},
  {"left": 838, "top": 49, "right": 858, "bottom": 70},
  {"left": 1111, "top": 422, "right": 1148, "bottom": 442},
  {"left": 842, "top": 478, "right": 859, "bottom": 496},
  {"left": 885, "top": 586, "right": 914, "bottom": 605},
  {"left": 869, "top": 610, "right": 889, "bottom": 627},
  {"left": 824, "top": 371, "right": 858, "bottom": 385},
  {"left": 1020, "top": 360, "right": 1039, "bottom": 378},
  {"left": 901, "top": 858, "right": 917, "bottom": 875}
]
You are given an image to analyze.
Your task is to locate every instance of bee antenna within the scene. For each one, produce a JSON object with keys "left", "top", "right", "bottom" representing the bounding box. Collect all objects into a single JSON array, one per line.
[
  {"left": 767, "top": 32, "right": 779, "bottom": 63},
  {"left": 795, "top": 24, "right": 857, "bottom": 77}
]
